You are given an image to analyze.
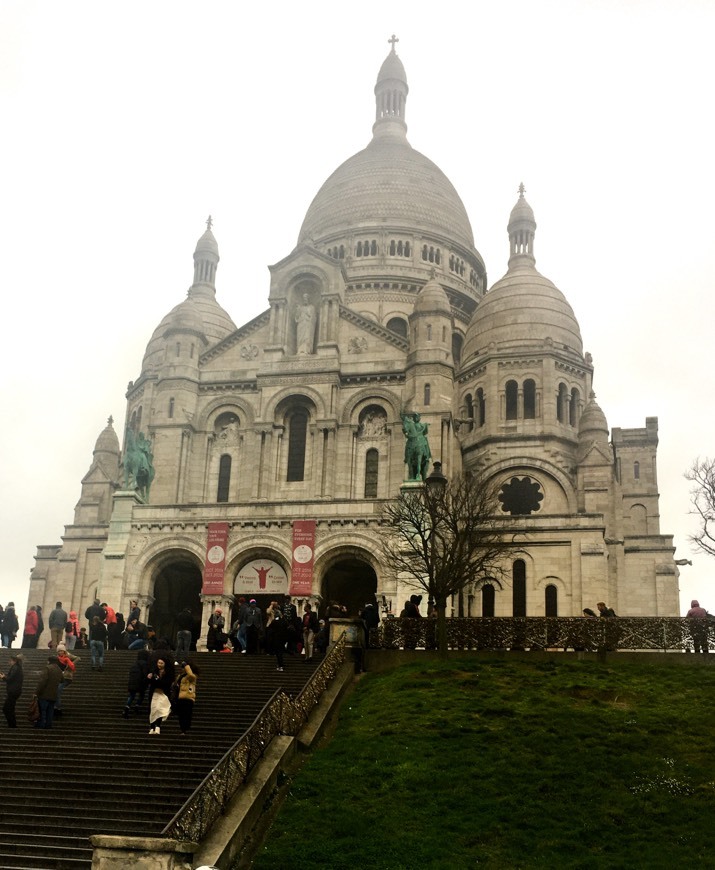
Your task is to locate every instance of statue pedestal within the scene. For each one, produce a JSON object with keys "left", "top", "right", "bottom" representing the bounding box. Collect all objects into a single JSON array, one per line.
[
  {"left": 400, "top": 480, "right": 425, "bottom": 494},
  {"left": 98, "top": 490, "right": 143, "bottom": 603}
]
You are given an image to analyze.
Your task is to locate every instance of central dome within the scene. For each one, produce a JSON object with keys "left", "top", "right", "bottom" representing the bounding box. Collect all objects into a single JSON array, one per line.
[
  {"left": 298, "top": 136, "right": 476, "bottom": 249},
  {"left": 297, "top": 43, "right": 476, "bottom": 254}
]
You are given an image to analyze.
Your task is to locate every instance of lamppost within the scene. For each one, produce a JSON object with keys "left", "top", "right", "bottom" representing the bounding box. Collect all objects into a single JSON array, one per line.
[{"left": 424, "top": 461, "right": 448, "bottom": 619}]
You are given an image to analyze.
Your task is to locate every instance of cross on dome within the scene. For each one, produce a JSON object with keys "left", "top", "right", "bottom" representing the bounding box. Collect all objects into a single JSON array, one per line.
[
  {"left": 206, "top": 215, "right": 213, "bottom": 230},
  {"left": 518, "top": 182, "right": 526, "bottom": 197},
  {"left": 388, "top": 34, "right": 399, "bottom": 51}
]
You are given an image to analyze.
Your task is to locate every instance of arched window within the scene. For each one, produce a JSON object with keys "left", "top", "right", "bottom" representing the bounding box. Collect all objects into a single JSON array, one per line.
[
  {"left": 482, "top": 583, "right": 495, "bottom": 618},
  {"left": 570, "top": 388, "right": 580, "bottom": 427},
  {"left": 426, "top": 324, "right": 432, "bottom": 341},
  {"left": 364, "top": 448, "right": 379, "bottom": 498},
  {"left": 545, "top": 584, "right": 558, "bottom": 617},
  {"left": 523, "top": 379, "right": 536, "bottom": 419},
  {"left": 557, "top": 383, "right": 568, "bottom": 423},
  {"left": 356, "top": 241, "right": 363, "bottom": 257},
  {"left": 168, "top": 397, "right": 175, "bottom": 419},
  {"left": 386, "top": 317, "right": 408, "bottom": 338},
  {"left": 424, "top": 383, "right": 431, "bottom": 405},
  {"left": 370, "top": 240, "right": 377, "bottom": 256},
  {"left": 476, "top": 388, "right": 486, "bottom": 427},
  {"left": 175, "top": 342, "right": 181, "bottom": 357},
  {"left": 634, "top": 461, "right": 640, "bottom": 480},
  {"left": 390, "top": 240, "right": 396, "bottom": 256},
  {"left": 452, "top": 333, "right": 463, "bottom": 365},
  {"left": 287, "top": 409, "right": 308, "bottom": 482},
  {"left": 217, "top": 454, "right": 231, "bottom": 503},
  {"left": 506, "top": 380, "right": 518, "bottom": 420},
  {"left": 513, "top": 560, "right": 526, "bottom": 617},
  {"left": 465, "top": 394, "right": 474, "bottom": 423}
]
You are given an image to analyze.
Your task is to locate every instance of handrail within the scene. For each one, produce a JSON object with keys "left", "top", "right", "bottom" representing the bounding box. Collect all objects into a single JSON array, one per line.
[
  {"left": 162, "top": 632, "right": 347, "bottom": 843},
  {"left": 374, "top": 616, "right": 714, "bottom": 653}
]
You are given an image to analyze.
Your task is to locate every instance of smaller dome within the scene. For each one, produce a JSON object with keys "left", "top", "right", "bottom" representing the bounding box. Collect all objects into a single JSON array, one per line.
[
  {"left": 413, "top": 277, "right": 451, "bottom": 315},
  {"left": 162, "top": 298, "right": 205, "bottom": 335},
  {"left": 578, "top": 392, "right": 609, "bottom": 444},
  {"left": 94, "top": 416, "right": 120, "bottom": 456},
  {"left": 376, "top": 49, "right": 407, "bottom": 85},
  {"left": 195, "top": 217, "right": 219, "bottom": 259},
  {"left": 508, "top": 184, "right": 535, "bottom": 227}
]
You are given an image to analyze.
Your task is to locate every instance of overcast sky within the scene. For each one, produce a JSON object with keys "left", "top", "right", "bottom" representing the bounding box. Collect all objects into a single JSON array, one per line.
[{"left": 2, "top": 0, "right": 714, "bottom": 617}]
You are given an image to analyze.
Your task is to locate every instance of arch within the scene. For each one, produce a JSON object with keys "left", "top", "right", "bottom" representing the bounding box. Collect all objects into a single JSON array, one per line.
[
  {"left": 386, "top": 316, "right": 408, "bottom": 338},
  {"left": 482, "top": 459, "right": 577, "bottom": 515},
  {"left": 264, "top": 386, "right": 326, "bottom": 422},
  {"left": 476, "top": 387, "right": 486, "bottom": 427},
  {"left": 512, "top": 559, "right": 527, "bottom": 616},
  {"left": 321, "top": 556, "right": 378, "bottom": 618},
  {"left": 149, "top": 559, "right": 203, "bottom": 646},
  {"left": 340, "top": 387, "right": 401, "bottom": 426},
  {"left": 630, "top": 503, "right": 648, "bottom": 535},
  {"left": 196, "top": 397, "right": 256, "bottom": 433}
]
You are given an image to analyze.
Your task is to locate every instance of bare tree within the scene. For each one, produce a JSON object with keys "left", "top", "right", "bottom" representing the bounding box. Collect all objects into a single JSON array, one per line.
[
  {"left": 686, "top": 457, "right": 715, "bottom": 557},
  {"left": 381, "top": 467, "right": 513, "bottom": 656}
]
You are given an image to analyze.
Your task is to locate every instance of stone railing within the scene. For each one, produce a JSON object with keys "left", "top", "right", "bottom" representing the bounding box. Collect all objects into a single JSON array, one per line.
[
  {"left": 162, "top": 633, "right": 346, "bottom": 844},
  {"left": 372, "top": 617, "right": 714, "bottom": 653}
]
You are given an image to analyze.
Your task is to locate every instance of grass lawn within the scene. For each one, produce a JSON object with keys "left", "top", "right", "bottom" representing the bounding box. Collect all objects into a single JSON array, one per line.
[{"left": 248, "top": 657, "right": 715, "bottom": 869}]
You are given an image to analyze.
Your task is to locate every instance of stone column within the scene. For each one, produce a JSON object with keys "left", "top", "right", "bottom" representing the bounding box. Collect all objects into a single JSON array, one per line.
[{"left": 198, "top": 593, "right": 235, "bottom": 651}]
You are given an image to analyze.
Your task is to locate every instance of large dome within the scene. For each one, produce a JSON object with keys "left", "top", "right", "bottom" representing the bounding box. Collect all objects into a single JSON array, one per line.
[{"left": 298, "top": 136, "right": 475, "bottom": 250}]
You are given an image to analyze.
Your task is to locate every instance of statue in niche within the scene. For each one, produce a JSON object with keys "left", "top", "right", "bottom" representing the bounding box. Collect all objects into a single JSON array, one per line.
[
  {"left": 401, "top": 412, "right": 431, "bottom": 481},
  {"left": 295, "top": 293, "right": 317, "bottom": 355}
]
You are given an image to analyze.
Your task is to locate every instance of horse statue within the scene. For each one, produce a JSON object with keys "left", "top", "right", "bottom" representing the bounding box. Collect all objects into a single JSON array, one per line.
[
  {"left": 123, "top": 429, "right": 155, "bottom": 501},
  {"left": 401, "top": 412, "right": 431, "bottom": 481}
]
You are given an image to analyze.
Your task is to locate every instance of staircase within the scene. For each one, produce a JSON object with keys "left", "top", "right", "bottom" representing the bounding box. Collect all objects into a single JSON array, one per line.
[{"left": 0, "top": 647, "right": 322, "bottom": 869}]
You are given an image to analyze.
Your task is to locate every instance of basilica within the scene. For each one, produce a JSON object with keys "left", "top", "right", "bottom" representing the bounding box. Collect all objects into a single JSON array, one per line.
[{"left": 30, "top": 42, "right": 680, "bottom": 643}]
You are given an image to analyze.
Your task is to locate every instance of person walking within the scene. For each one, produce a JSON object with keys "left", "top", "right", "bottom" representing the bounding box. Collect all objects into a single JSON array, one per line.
[
  {"left": 267, "top": 609, "right": 288, "bottom": 671},
  {"left": 173, "top": 661, "right": 198, "bottom": 734},
  {"left": 35, "top": 656, "right": 63, "bottom": 729},
  {"left": 207, "top": 608, "right": 226, "bottom": 653},
  {"left": 54, "top": 643, "right": 78, "bottom": 715},
  {"left": 147, "top": 658, "right": 174, "bottom": 734},
  {"left": 0, "top": 653, "right": 23, "bottom": 727},
  {"left": 122, "top": 649, "right": 149, "bottom": 717},
  {"left": 64, "top": 610, "right": 80, "bottom": 650},
  {"left": 175, "top": 608, "right": 194, "bottom": 656},
  {"left": 89, "top": 616, "right": 108, "bottom": 671},
  {"left": 243, "top": 600, "right": 263, "bottom": 655},
  {"left": 85, "top": 599, "right": 106, "bottom": 630},
  {"left": 48, "top": 602, "right": 68, "bottom": 649},
  {"left": 1, "top": 603, "right": 19, "bottom": 649}
]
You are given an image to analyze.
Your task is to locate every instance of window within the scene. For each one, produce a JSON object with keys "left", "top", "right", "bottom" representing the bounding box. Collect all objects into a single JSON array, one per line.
[
  {"left": 476, "top": 388, "right": 486, "bottom": 427},
  {"left": 364, "top": 449, "right": 379, "bottom": 498},
  {"left": 287, "top": 410, "right": 308, "bottom": 482},
  {"left": 499, "top": 476, "right": 544, "bottom": 515},
  {"left": 570, "top": 388, "right": 580, "bottom": 427},
  {"left": 217, "top": 455, "right": 231, "bottom": 502},
  {"left": 545, "top": 584, "right": 558, "bottom": 617},
  {"left": 482, "top": 583, "right": 495, "bottom": 617},
  {"left": 452, "top": 333, "right": 463, "bottom": 365},
  {"left": 386, "top": 317, "right": 408, "bottom": 338},
  {"left": 426, "top": 324, "right": 432, "bottom": 341},
  {"left": 523, "top": 379, "right": 536, "bottom": 419},
  {"left": 634, "top": 461, "right": 640, "bottom": 480},
  {"left": 505, "top": 380, "right": 518, "bottom": 420},
  {"left": 557, "top": 383, "right": 568, "bottom": 423},
  {"left": 168, "top": 397, "right": 174, "bottom": 419},
  {"left": 424, "top": 383, "right": 431, "bottom": 405},
  {"left": 513, "top": 560, "right": 526, "bottom": 617},
  {"left": 465, "top": 394, "right": 474, "bottom": 423}
]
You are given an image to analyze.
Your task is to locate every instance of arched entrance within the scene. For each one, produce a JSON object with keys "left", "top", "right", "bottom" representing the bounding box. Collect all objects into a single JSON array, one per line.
[
  {"left": 149, "top": 559, "right": 203, "bottom": 648},
  {"left": 322, "top": 558, "right": 377, "bottom": 618}
]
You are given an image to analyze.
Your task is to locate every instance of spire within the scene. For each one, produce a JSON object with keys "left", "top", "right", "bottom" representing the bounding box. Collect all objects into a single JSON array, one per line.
[
  {"left": 191, "top": 216, "right": 220, "bottom": 297},
  {"left": 507, "top": 183, "right": 537, "bottom": 270},
  {"left": 373, "top": 36, "right": 409, "bottom": 139}
]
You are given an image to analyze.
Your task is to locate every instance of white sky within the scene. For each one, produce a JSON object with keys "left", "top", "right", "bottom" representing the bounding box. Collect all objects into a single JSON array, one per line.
[{"left": 2, "top": 0, "right": 714, "bottom": 617}]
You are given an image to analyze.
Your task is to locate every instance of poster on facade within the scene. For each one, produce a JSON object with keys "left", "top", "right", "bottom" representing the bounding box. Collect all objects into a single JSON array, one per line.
[
  {"left": 234, "top": 560, "right": 288, "bottom": 595},
  {"left": 202, "top": 522, "right": 229, "bottom": 595},
  {"left": 289, "top": 519, "right": 315, "bottom": 596}
]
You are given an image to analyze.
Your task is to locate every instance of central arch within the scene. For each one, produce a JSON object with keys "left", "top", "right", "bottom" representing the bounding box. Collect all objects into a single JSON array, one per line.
[
  {"left": 149, "top": 558, "right": 203, "bottom": 648},
  {"left": 321, "top": 557, "right": 377, "bottom": 618}
]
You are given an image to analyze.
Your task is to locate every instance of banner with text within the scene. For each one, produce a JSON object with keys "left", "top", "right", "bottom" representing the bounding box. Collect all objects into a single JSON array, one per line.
[
  {"left": 289, "top": 519, "right": 316, "bottom": 596},
  {"left": 203, "top": 522, "right": 229, "bottom": 595}
]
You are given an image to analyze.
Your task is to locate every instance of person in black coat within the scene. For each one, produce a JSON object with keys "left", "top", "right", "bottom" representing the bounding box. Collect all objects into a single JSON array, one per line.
[
  {"left": 123, "top": 649, "right": 149, "bottom": 717},
  {"left": 1, "top": 603, "right": 19, "bottom": 649},
  {"left": 0, "top": 653, "right": 23, "bottom": 727},
  {"left": 267, "top": 610, "right": 288, "bottom": 671}
]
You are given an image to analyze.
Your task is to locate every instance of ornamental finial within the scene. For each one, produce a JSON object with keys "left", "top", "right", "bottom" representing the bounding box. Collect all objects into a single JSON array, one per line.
[
  {"left": 388, "top": 34, "right": 399, "bottom": 51},
  {"left": 206, "top": 215, "right": 213, "bottom": 231}
]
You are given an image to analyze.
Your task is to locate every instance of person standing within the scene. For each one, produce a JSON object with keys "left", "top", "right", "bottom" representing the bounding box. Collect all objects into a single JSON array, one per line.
[
  {"left": 207, "top": 608, "right": 226, "bottom": 652},
  {"left": 243, "top": 600, "right": 263, "bottom": 655},
  {"left": 175, "top": 608, "right": 194, "bottom": 656},
  {"left": 2, "top": 603, "right": 19, "bottom": 649},
  {"left": 302, "top": 602, "right": 319, "bottom": 662},
  {"left": 282, "top": 596, "right": 299, "bottom": 655},
  {"left": 686, "top": 599, "right": 710, "bottom": 654},
  {"left": 48, "top": 602, "right": 68, "bottom": 649},
  {"left": 35, "top": 656, "right": 63, "bottom": 729},
  {"left": 21, "top": 607, "right": 39, "bottom": 649},
  {"left": 85, "top": 599, "right": 106, "bottom": 630},
  {"left": 64, "top": 610, "right": 80, "bottom": 650},
  {"left": 54, "top": 643, "right": 77, "bottom": 715},
  {"left": 89, "top": 616, "right": 108, "bottom": 671},
  {"left": 267, "top": 610, "right": 288, "bottom": 671},
  {"left": 0, "top": 653, "right": 23, "bottom": 727},
  {"left": 122, "top": 649, "right": 149, "bottom": 717},
  {"left": 173, "top": 661, "right": 198, "bottom": 734}
]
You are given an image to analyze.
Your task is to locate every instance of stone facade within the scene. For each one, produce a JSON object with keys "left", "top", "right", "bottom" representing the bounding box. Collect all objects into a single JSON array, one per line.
[{"left": 30, "top": 45, "right": 679, "bottom": 643}]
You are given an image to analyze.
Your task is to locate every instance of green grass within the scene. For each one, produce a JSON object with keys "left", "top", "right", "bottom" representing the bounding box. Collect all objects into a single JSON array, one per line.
[{"left": 249, "top": 658, "right": 715, "bottom": 869}]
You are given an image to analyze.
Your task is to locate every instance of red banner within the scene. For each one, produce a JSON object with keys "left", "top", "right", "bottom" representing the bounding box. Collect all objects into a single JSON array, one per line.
[
  {"left": 290, "top": 519, "right": 316, "bottom": 596},
  {"left": 203, "top": 522, "right": 229, "bottom": 595}
]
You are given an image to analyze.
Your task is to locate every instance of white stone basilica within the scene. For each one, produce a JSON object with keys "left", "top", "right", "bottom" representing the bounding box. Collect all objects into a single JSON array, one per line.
[{"left": 30, "top": 42, "right": 679, "bottom": 642}]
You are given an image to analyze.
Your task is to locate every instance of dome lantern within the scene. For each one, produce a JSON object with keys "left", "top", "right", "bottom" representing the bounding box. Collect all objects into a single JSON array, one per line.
[
  {"left": 508, "top": 183, "right": 537, "bottom": 270},
  {"left": 373, "top": 35, "right": 409, "bottom": 138}
]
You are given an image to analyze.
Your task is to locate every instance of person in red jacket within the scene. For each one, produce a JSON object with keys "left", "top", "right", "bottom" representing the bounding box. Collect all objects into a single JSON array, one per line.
[{"left": 21, "top": 607, "right": 39, "bottom": 649}]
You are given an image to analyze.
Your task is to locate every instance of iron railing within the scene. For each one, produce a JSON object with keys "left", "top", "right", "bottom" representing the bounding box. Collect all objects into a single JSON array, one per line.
[
  {"left": 372, "top": 617, "right": 715, "bottom": 653},
  {"left": 162, "top": 633, "right": 346, "bottom": 843}
]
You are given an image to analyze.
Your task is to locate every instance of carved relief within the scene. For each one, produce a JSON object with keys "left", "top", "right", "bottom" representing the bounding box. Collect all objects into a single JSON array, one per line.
[
  {"left": 348, "top": 336, "right": 368, "bottom": 354},
  {"left": 240, "top": 344, "right": 259, "bottom": 360}
]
